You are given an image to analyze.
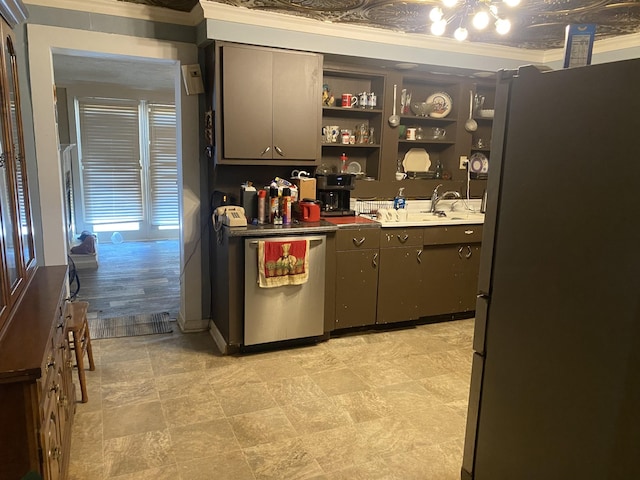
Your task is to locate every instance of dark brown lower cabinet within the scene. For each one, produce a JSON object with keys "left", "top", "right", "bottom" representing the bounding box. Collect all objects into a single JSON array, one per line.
[
  {"left": 334, "top": 227, "right": 380, "bottom": 329},
  {"left": 376, "top": 228, "right": 424, "bottom": 324},
  {"left": 377, "top": 246, "right": 423, "bottom": 324},
  {"left": 422, "top": 225, "right": 483, "bottom": 316},
  {"left": 335, "top": 249, "right": 379, "bottom": 328}
]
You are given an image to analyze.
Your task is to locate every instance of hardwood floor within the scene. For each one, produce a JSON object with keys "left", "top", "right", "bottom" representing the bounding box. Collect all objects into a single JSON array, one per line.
[{"left": 72, "top": 239, "right": 180, "bottom": 320}]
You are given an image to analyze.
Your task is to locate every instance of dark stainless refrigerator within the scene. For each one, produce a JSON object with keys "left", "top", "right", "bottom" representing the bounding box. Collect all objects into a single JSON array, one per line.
[{"left": 462, "top": 61, "right": 640, "bottom": 480}]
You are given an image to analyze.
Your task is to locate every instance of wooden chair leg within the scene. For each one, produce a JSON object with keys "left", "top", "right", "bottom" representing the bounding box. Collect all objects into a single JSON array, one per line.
[
  {"left": 84, "top": 319, "right": 95, "bottom": 371},
  {"left": 73, "top": 330, "right": 88, "bottom": 403}
]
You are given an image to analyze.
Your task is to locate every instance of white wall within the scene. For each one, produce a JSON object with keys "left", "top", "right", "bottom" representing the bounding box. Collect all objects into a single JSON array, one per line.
[{"left": 27, "top": 24, "right": 206, "bottom": 331}]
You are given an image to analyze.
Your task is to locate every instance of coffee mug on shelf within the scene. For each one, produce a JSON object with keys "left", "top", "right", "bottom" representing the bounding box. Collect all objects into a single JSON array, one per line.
[
  {"left": 341, "top": 93, "right": 358, "bottom": 108},
  {"left": 395, "top": 172, "right": 407, "bottom": 181}
]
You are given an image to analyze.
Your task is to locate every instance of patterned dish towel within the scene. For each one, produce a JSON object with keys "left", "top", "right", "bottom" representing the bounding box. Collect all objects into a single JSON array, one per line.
[{"left": 258, "top": 239, "right": 309, "bottom": 288}]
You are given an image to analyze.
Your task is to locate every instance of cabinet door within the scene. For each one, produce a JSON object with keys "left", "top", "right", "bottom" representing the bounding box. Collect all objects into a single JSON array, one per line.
[
  {"left": 222, "top": 44, "right": 273, "bottom": 159},
  {"left": 421, "top": 245, "right": 459, "bottom": 316},
  {"left": 377, "top": 246, "right": 422, "bottom": 324},
  {"left": 272, "top": 50, "right": 321, "bottom": 160},
  {"left": 4, "top": 30, "right": 34, "bottom": 272},
  {"left": 335, "top": 249, "right": 378, "bottom": 329},
  {"left": 422, "top": 243, "right": 482, "bottom": 316}
]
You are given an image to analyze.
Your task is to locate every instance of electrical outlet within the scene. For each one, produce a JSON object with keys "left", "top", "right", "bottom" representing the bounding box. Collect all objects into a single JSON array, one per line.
[{"left": 459, "top": 155, "right": 468, "bottom": 170}]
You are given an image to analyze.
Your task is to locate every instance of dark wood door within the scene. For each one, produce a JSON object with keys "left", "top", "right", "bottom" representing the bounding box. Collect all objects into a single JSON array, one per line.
[
  {"left": 335, "top": 249, "right": 378, "bottom": 329},
  {"left": 377, "top": 246, "right": 422, "bottom": 324},
  {"left": 221, "top": 44, "right": 273, "bottom": 159},
  {"left": 272, "top": 50, "right": 321, "bottom": 161}
]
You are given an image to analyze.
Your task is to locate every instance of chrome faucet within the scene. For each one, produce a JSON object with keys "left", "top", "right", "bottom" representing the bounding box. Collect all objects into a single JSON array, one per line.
[{"left": 430, "top": 184, "right": 461, "bottom": 213}]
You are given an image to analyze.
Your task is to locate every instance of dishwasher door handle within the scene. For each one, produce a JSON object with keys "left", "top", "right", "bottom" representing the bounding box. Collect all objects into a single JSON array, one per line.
[{"left": 248, "top": 237, "right": 325, "bottom": 246}]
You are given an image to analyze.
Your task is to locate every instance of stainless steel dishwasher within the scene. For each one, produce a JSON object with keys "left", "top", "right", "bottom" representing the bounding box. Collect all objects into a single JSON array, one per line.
[{"left": 244, "top": 235, "right": 326, "bottom": 346}]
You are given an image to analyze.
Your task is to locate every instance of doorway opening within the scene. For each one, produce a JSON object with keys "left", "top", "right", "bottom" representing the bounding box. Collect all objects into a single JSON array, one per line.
[{"left": 53, "top": 52, "right": 181, "bottom": 320}]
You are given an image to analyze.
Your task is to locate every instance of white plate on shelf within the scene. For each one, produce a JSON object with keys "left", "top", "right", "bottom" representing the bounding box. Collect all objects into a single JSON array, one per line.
[
  {"left": 402, "top": 148, "right": 431, "bottom": 172},
  {"left": 426, "top": 92, "right": 453, "bottom": 118},
  {"left": 347, "top": 161, "right": 362, "bottom": 174},
  {"left": 469, "top": 152, "right": 489, "bottom": 173}
]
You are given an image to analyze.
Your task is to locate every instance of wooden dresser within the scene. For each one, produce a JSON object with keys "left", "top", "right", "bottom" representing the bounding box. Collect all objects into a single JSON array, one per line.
[{"left": 0, "top": 266, "right": 75, "bottom": 480}]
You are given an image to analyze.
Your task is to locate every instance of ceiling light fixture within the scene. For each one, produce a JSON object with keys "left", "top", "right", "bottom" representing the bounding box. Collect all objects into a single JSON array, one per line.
[{"left": 429, "top": 0, "right": 520, "bottom": 41}]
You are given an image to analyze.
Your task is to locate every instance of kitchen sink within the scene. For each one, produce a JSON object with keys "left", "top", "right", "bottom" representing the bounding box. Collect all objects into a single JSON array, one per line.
[{"left": 376, "top": 210, "right": 485, "bottom": 226}]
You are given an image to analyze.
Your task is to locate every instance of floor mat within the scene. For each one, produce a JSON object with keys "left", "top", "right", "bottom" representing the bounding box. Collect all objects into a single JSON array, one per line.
[{"left": 89, "top": 312, "right": 173, "bottom": 339}]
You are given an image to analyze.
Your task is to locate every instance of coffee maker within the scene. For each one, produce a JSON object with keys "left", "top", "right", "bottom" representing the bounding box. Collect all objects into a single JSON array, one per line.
[{"left": 315, "top": 173, "right": 355, "bottom": 217}]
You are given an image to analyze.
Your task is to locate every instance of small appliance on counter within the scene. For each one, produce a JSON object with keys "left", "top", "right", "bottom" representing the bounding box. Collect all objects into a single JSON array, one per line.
[
  {"left": 315, "top": 173, "right": 355, "bottom": 217},
  {"left": 294, "top": 199, "right": 321, "bottom": 222}
]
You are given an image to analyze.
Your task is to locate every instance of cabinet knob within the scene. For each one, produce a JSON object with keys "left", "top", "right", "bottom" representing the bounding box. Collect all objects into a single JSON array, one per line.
[
  {"left": 352, "top": 237, "right": 365, "bottom": 247},
  {"left": 49, "top": 383, "right": 60, "bottom": 396},
  {"left": 50, "top": 446, "right": 62, "bottom": 460},
  {"left": 260, "top": 146, "right": 271, "bottom": 156}
]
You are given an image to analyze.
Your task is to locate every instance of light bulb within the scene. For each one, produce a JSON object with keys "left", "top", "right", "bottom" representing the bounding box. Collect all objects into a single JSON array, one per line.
[
  {"left": 454, "top": 27, "right": 468, "bottom": 41},
  {"left": 495, "top": 18, "right": 511, "bottom": 35},
  {"left": 504, "top": 0, "right": 520, "bottom": 6},
  {"left": 472, "top": 11, "right": 490, "bottom": 30},
  {"left": 442, "top": 0, "right": 458, "bottom": 8},
  {"left": 429, "top": 7, "right": 443, "bottom": 22},
  {"left": 431, "top": 19, "right": 447, "bottom": 36}
]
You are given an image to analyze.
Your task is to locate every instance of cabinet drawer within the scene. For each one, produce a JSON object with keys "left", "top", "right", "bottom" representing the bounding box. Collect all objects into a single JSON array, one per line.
[
  {"left": 336, "top": 228, "right": 380, "bottom": 251},
  {"left": 380, "top": 228, "right": 423, "bottom": 247},
  {"left": 423, "top": 225, "right": 484, "bottom": 245}
]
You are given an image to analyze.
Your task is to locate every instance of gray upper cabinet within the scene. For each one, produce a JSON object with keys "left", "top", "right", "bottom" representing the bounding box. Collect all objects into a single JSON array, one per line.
[{"left": 218, "top": 42, "right": 322, "bottom": 165}]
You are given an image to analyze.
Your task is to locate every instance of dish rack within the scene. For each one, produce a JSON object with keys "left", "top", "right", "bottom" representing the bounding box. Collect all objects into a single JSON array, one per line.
[{"left": 355, "top": 199, "right": 394, "bottom": 216}]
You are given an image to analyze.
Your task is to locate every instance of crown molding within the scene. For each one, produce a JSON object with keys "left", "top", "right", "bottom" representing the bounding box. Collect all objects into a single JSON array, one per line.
[{"left": 24, "top": 0, "right": 204, "bottom": 26}]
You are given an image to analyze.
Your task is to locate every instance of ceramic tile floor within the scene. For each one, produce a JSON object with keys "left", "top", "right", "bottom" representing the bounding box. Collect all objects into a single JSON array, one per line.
[{"left": 68, "top": 318, "right": 474, "bottom": 479}]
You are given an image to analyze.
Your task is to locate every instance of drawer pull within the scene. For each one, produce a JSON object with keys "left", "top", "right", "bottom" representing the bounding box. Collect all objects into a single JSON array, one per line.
[
  {"left": 274, "top": 145, "right": 285, "bottom": 157},
  {"left": 417, "top": 249, "right": 423, "bottom": 264},
  {"left": 260, "top": 146, "right": 271, "bottom": 156},
  {"left": 372, "top": 252, "right": 378, "bottom": 268},
  {"left": 458, "top": 246, "right": 464, "bottom": 259},
  {"left": 465, "top": 229, "right": 474, "bottom": 235},
  {"left": 352, "top": 237, "right": 366, "bottom": 247},
  {"left": 465, "top": 245, "right": 473, "bottom": 259},
  {"left": 50, "top": 446, "right": 62, "bottom": 460},
  {"left": 397, "top": 234, "right": 409, "bottom": 243}
]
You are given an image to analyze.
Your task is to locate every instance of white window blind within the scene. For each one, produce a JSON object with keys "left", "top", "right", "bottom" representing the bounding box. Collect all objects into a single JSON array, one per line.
[
  {"left": 148, "top": 104, "right": 178, "bottom": 226},
  {"left": 77, "top": 98, "right": 143, "bottom": 225}
]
